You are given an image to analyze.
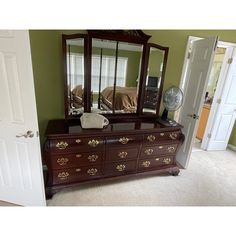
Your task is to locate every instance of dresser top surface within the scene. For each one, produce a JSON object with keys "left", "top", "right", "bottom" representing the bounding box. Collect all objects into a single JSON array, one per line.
[{"left": 45, "top": 118, "right": 183, "bottom": 137}]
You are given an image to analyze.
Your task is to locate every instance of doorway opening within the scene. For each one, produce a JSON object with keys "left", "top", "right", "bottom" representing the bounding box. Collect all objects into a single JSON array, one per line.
[{"left": 178, "top": 36, "right": 236, "bottom": 153}]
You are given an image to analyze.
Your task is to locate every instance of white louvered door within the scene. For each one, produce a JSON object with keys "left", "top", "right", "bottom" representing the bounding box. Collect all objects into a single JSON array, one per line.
[{"left": 0, "top": 30, "right": 46, "bottom": 206}]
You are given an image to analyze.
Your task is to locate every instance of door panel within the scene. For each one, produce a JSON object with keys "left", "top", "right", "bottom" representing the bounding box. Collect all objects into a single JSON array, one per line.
[
  {"left": 0, "top": 30, "right": 46, "bottom": 206},
  {"left": 176, "top": 37, "right": 218, "bottom": 168},
  {"left": 202, "top": 47, "right": 236, "bottom": 150}
]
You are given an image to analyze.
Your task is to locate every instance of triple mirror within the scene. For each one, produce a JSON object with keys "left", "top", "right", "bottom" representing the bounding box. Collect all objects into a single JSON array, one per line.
[{"left": 63, "top": 30, "right": 169, "bottom": 119}]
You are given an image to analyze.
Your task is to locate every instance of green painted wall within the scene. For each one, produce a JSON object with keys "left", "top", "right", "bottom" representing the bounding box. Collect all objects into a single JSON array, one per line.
[
  {"left": 29, "top": 30, "right": 85, "bottom": 145},
  {"left": 29, "top": 30, "right": 236, "bottom": 147}
]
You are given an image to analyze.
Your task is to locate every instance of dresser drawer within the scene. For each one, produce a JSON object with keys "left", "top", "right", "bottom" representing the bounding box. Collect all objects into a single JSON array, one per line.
[
  {"left": 49, "top": 136, "right": 105, "bottom": 153},
  {"left": 104, "top": 160, "right": 136, "bottom": 176},
  {"left": 141, "top": 143, "right": 178, "bottom": 158},
  {"left": 106, "top": 135, "right": 141, "bottom": 147},
  {"left": 143, "top": 131, "right": 181, "bottom": 145},
  {"left": 138, "top": 156, "right": 174, "bottom": 172},
  {"left": 106, "top": 147, "right": 139, "bottom": 162},
  {"left": 52, "top": 165, "right": 102, "bottom": 185},
  {"left": 48, "top": 151, "right": 103, "bottom": 169}
]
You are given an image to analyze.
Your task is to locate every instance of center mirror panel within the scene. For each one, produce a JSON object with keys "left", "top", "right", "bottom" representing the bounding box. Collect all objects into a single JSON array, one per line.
[{"left": 91, "top": 38, "right": 143, "bottom": 114}]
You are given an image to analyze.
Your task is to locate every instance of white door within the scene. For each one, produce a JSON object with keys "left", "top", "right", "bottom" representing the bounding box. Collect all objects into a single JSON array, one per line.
[
  {"left": 201, "top": 47, "right": 236, "bottom": 150},
  {"left": 0, "top": 30, "right": 46, "bottom": 206},
  {"left": 176, "top": 37, "right": 218, "bottom": 168}
]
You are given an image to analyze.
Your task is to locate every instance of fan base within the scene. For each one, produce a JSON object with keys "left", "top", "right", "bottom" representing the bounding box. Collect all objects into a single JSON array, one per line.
[{"left": 158, "top": 117, "right": 178, "bottom": 127}]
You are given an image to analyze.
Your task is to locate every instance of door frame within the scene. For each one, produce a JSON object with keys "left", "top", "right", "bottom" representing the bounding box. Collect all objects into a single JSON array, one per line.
[{"left": 175, "top": 36, "right": 236, "bottom": 150}]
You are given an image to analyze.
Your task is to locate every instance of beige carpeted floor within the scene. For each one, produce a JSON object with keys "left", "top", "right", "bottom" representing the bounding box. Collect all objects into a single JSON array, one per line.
[{"left": 47, "top": 148, "right": 236, "bottom": 206}]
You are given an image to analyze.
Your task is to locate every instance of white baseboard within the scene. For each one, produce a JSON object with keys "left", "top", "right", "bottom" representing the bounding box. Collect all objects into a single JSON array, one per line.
[{"left": 228, "top": 144, "right": 236, "bottom": 152}]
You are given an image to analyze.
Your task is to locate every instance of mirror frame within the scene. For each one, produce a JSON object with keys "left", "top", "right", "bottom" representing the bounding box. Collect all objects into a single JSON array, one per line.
[{"left": 62, "top": 30, "right": 169, "bottom": 120}]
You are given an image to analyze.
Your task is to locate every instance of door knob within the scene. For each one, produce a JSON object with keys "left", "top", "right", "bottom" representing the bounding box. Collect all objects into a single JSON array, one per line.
[
  {"left": 187, "top": 114, "right": 199, "bottom": 119},
  {"left": 16, "top": 130, "right": 34, "bottom": 138}
]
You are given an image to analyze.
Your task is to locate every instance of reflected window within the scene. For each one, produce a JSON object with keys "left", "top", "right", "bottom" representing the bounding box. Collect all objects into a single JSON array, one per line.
[
  {"left": 92, "top": 55, "right": 127, "bottom": 92},
  {"left": 67, "top": 53, "right": 84, "bottom": 90}
]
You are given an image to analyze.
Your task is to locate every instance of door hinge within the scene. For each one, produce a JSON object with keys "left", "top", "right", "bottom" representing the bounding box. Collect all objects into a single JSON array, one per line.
[
  {"left": 217, "top": 98, "right": 222, "bottom": 104},
  {"left": 207, "top": 133, "right": 212, "bottom": 138},
  {"left": 228, "top": 58, "right": 233, "bottom": 64},
  {"left": 36, "top": 131, "right": 39, "bottom": 137},
  {"left": 187, "top": 51, "right": 191, "bottom": 59}
]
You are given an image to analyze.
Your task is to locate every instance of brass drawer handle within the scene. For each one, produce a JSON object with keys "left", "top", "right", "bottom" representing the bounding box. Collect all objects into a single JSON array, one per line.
[
  {"left": 56, "top": 141, "right": 68, "bottom": 150},
  {"left": 142, "top": 161, "right": 151, "bottom": 168},
  {"left": 88, "top": 139, "right": 100, "bottom": 147},
  {"left": 169, "top": 133, "right": 178, "bottom": 140},
  {"left": 159, "top": 146, "right": 163, "bottom": 149},
  {"left": 75, "top": 139, "right": 81, "bottom": 144},
  {"left": 144, "top": 148, "right": 154, "bottom": 155},
  {"left": 116, "top": 164, "right": 126, "bottom": 171},
  {"left": 118, "top": 151, "right": 128, "bottom": 159},
  {"left": 163, "top": 157, "right": 172, "bottom": 164},
  {"left": 76, "top": 154, "right": 82, "bottom": 158},
  {"left": 88, "top": 155, "right": 98, "bottom": 162},
  {"left": 57, "top": 157, "right": 69, "bottom": 166},
  {"left": 119, "top": 137, "right": 130, "bottom": 144},
  {"left": 57, "top": 172, "right": 69, "bottom": 180},
  {"left": 147, "top": 135, "right": 156, "bottom": 142},
  {"left": 87, "top": 168, "right": 98, "bottom": 176},
  {"left": 155, "top": 158, "right": 160, "bottom": 161},
  {"left": 75, "top": 168, "right": 81, "bottom": 172},
  {"left": 168, "top": 146, "right": 176, "bottom": 153},
  {"left": 160, "top": 133, "right": 165, "bottom": 136}
]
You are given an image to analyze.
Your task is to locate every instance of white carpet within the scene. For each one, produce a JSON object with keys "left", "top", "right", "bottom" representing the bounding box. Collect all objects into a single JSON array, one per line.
[{"left": 47, "top": 149, "right": 236, "bottom": 206}]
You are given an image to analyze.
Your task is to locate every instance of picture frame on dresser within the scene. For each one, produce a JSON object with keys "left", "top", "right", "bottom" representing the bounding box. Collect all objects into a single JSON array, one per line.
[{"left": 44, "top": 30, "right": 185, "bottom": 198}]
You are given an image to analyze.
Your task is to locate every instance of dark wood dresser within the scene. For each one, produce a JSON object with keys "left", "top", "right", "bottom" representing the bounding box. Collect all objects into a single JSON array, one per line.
[{"left": 44, "top": 119, "right": 184, "bottom": 197}]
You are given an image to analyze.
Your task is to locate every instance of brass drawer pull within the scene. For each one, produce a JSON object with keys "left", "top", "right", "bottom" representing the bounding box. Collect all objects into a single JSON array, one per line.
[
  {"left": 142, "top": 161, "right": 151, "bottom": 168},
  {"left": 119, "top": 137, "right": 130, "bottom": 144},
  {"left": 158, "top": 146, "right": 163, "bottom": 149},
  {"left": 168, "top": 146, "right": 175, "bottom": 153},
  {"left": 88, "top": 139, "right": 100, "bottom": 147},
  {"left": 160, "top": 133, "right": 165, "bottom": 136},
  {"left": 169, "top": 133, "right": 178, "bottom": 140},
  {"left": 87, "top": 168, "right": 98, "bottom": 176},
  {"left": 144, "top": 148, "right": 154, "bottom": 155},
  {"left": 163, "top": 158, "right": 172, "bottom": 164},
  {"left": 147, "top": 135, "right": 156, "bottom": 142},
  {"left": 56, "top": 141, "right": 68, "bottom": 150},
  {"left": 75, "top": 139, "right": 81, "bottom": 144},
  {"left": 75, "top": 168, "right": 81, "bottom": 172},
  {"left": 88, "top": 155, "right": 98, "bottom": 162},
  {"left": 116, "top": 164, "right": 126, "bottom": 172},
  {"left": 57, "top": 157, "right": 69, "bottom": 166},
  {"left": 155, "top": 158, "right": 160, "bottom": 161},
  {"left": 118, "top": 151, "right": 128, "bottom": 159},
  {"left": 58, "top": 172, "right": 69, "bottom": 180},
  {"left": 76, "top": 154, "right": 82, "bottom": 158}
]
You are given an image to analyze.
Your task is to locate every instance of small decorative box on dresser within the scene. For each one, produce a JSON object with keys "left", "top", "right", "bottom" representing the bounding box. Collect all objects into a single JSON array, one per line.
[{"left": 44, "top": 119, "right": 184, "bottom": 197}]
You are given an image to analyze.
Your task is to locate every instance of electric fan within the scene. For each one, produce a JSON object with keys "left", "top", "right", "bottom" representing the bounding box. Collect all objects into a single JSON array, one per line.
[{"left": 160, "top": 86, "right": 183, "bottom": 125}]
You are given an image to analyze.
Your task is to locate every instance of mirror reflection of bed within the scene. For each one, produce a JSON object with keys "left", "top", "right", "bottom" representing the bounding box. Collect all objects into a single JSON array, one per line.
[
  {"left": 90, "top": 39, "right": 142, "bottom": 114},
  {"left": 100, "top": 86, "right": 138, "bottom": 113}
]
